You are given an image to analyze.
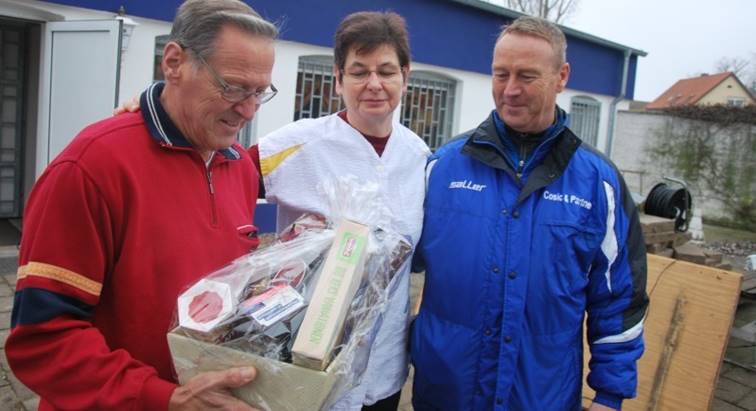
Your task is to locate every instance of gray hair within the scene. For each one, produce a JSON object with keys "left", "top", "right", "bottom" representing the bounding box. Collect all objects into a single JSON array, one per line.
[
  {"left": 169, "top": 0, "right": 278, "bottom": 60},
  {"left": 499, "top": 16, "right": 567, "bottom": 68}
]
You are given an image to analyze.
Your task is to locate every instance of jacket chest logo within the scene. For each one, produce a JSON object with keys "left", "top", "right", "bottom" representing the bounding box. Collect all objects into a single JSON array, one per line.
[
  {"left": 543, "top": 190, "right": 593, "bottom": 210},
  {"left": 448, "top": 180, "right": 487, "bottom": 192}
]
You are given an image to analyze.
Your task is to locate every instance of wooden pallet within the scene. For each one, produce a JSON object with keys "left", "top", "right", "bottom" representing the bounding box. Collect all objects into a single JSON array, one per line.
[{"left": 581, "top": 255, "right": 743, "bottom": 410}]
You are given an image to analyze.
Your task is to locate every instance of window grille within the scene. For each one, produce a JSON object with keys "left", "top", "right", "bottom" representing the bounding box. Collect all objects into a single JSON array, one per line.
[
  {"left": 294, "top": 55, "right": 343, "bottom": 120},
  {"left": 570, "top": 96, "right": 601, "bottom": 147},
  {"left": 401, "top": 71, "right": 456, "bottom": 150}
]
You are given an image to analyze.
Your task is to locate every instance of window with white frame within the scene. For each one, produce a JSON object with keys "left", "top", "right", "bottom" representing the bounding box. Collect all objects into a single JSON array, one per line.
[
  {"left": 727, "top": 97, "right": 746, "bottom": 107},
  {"left": 401, "top": 71, "right": 456, "bottom": 150},
  {"left": 570, "top": 96, "right": 601, "bottom": 147},
  {"left": 294, "top": 55, "right": 343, "bottom": 121}
]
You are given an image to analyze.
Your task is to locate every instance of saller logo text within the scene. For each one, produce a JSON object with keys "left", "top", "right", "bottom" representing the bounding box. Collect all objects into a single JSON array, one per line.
[{"left": 449, "top": 180, "right": 487, "bottom": 192}]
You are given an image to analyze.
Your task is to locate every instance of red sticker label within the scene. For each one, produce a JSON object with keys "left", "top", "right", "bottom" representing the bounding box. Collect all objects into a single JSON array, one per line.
[{"left": 188, "top": 291, "right": 223, "bottom": 323}]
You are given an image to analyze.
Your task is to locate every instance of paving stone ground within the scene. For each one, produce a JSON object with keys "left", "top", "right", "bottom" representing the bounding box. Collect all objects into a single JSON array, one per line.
[
  {"left": 0, "top": 253, "right": 753, "bottom": 411},
  {"left": 0, "top": 250, "right": 39, "bottom": 411}
]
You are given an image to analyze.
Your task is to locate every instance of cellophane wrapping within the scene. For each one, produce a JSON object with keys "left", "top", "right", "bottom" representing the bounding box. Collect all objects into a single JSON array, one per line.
[{"left": 169, "top": 176, "right": 412, "bottom": 410}]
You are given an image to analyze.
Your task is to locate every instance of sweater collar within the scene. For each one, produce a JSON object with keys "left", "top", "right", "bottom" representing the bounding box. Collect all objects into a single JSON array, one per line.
[{"left": 139, "top": 81, "right": 241, "bottom": 160}]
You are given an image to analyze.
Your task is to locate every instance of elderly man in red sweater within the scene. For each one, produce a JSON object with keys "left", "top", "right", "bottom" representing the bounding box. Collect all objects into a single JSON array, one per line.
[{"left": 6, "top": 1, "right": 278, "bottom": 409}]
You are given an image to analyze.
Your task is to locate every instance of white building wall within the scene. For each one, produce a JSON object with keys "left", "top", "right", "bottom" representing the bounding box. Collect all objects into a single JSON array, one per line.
[
  {"left": 612, "top": 110, "right": 667, "bottom": 194},
  {"left": 256, "top": 41, "right": 334, "bottom": 139},
  {"left": 410, "top": 61, "right": 491, "bottom": 135},
  {"left": 557, "top": 90, "right": 631, "bottom": 153},
  {"left": 114, "top": 18, "right": 171, "bottom": 102},
  {"left": 16, "top": 0, "right": 629, "bottom": 155}
]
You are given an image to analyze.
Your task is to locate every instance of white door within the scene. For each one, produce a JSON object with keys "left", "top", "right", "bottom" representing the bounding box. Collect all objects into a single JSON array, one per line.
[{"left": 36, "top": 20, "right": 121, "bottom": 176}]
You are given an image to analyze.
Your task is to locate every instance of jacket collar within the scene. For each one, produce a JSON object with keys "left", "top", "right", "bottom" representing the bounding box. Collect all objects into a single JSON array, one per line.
[
  {"left": 491, "top": 107, "right": 567, "bottom": 171},
  {"left": 139, "top": 81, "right": 241, "bottom": 160},
  {"left": 461, "top": 111, "right": 511, "bottom": 172},
  {"left": 462, "top": 107, "right": 582, "bottom": 205}
]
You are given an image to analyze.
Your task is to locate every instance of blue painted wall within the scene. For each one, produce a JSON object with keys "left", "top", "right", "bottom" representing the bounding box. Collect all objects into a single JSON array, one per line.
[
  {"left": 44, "top": 0, "right": 637, "bottom": 98},
  {"left": 253, "top": 202, "right": 277, "bottom": 233}
]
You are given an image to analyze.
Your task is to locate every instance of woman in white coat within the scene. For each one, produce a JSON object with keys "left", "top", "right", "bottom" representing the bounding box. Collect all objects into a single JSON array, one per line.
[{"left": 250, "top": 12, "right": 429, "bottom": 411}]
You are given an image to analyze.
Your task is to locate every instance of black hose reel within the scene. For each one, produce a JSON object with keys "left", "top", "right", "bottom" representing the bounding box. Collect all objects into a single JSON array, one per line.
[{"left": 644, "top": 179, "right": 693, "bottom": 232}]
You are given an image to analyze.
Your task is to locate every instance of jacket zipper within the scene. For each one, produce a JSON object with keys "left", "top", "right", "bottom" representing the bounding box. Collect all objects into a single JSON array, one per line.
[
  {"left": 516, "top": 160, "right": 524, "bottom": 179},
  {"left": 205, "top": 166, "right": 218, "bottom": 226},
  {"left": 516, "top": 143, "right": 526, "bottom": 179}
]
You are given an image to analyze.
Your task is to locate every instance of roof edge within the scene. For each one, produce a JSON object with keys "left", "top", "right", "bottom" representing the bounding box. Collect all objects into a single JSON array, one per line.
[
  {"left": 446, "top": 0, "right": 648, "bottom": 57},
  {"left": 723, "top": 72, "right": 756, "bottom": 103},
  {"left": 646, "top": 72, "right": 756, "bottom": 109},
  {"left": 690, "top": 72, "right": 733, "bottom": 105}
]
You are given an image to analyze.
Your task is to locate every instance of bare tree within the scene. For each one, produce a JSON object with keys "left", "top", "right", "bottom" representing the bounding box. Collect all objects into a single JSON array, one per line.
[
  {"left": 715, "top": 54, "right": 756, "bottom": 92},
  {"left": 715, "top": 56, "right": 749, "bottom": 77},
  {"left": 497, "top": 0, "right": 580, "bottom": 23}
]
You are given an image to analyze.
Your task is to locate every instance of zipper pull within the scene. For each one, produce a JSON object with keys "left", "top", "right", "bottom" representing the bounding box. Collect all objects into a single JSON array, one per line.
[
  {"left": 516, "top": 159, "right": 524, "bottom": 178},
  {"left": 207, "top": 170, "right": 215, "bottom": 195}
]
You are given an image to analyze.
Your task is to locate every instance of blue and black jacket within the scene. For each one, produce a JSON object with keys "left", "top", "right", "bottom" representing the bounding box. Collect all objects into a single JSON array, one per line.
[{"left": 411, "top": 109, "right": 648, "bottom": 411}]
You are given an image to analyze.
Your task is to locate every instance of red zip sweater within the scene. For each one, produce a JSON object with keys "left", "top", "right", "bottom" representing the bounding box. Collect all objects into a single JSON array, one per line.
[{"left": 6, "top": 83, "right": 259, "bottom": 410}]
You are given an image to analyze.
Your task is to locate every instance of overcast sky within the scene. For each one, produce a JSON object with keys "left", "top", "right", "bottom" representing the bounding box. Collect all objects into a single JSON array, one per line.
[{"left": 564, "top": 0, "right": 756, "bottom": 101}]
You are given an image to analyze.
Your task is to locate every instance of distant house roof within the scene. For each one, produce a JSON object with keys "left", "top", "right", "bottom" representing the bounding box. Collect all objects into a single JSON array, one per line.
[{"left": 646, "top": 72, "right": 750, "bottom": 109}]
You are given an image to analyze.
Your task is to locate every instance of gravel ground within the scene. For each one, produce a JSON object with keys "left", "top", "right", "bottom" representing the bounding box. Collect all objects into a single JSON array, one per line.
[{"left": 703, "top": 225, "right": 756, "bottom": 274}]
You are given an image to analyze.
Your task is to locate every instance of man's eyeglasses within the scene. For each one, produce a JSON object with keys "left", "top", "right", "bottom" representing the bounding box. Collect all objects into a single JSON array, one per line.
[{"left": 191, "top": 50, "right": 277, "bottom": 105}]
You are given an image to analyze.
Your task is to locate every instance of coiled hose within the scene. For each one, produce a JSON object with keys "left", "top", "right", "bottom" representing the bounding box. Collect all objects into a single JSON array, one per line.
[{"left": 644, "top": 182, "right": 692, "bottom": 232}]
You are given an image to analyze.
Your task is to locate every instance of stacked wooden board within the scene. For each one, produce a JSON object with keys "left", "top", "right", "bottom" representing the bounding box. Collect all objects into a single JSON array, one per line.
[
  {"left": 640, "top": 214, "right": 731, "bottom": 269},
  {"left": 581, "top": 255, "right": 743, "bottom": 410}
]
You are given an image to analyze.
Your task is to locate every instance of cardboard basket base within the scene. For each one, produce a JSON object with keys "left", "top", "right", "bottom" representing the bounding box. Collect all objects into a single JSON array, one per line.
[{"left": 168, "top": 329, "right": 344, "bottom": 411}]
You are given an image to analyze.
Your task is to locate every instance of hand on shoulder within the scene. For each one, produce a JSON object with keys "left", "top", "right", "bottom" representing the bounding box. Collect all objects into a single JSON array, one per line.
[{"left": 112, "top": 94, "right": 141, "bottom": 116}]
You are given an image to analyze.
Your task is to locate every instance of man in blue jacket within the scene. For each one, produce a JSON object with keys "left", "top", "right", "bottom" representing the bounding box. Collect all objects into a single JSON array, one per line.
[{"left": 410, "top": 16, "right": 648, "bottom": 411}]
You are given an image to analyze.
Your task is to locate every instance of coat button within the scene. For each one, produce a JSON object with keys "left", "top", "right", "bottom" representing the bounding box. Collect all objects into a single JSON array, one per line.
[
  {"left": 484, "top": 328, "right": 492, "bottom": 336},
  {"left": 512, "top": 210, "right": 520, "bottom": 218},
  {"left": 501, "top": 208, "right": 508, "bottom": 215},
  {"left": 504, "top": 335, "right": 512, "bottom": 343},
  {"left": 493, "top": 266, "right": 500, "bottom": 273},
  {"left": 508, "top": 271, "right": 517, "bottom": 279}
]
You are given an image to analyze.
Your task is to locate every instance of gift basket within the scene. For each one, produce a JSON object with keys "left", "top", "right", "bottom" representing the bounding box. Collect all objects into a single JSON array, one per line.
[{"left": 167, "top": 176, "right": 413, "bottom": 411}]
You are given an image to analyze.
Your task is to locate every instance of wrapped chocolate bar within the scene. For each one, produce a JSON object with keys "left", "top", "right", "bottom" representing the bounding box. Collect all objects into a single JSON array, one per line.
[{"left": 167, "top": 176, "right": 413, "bottom": 411}]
